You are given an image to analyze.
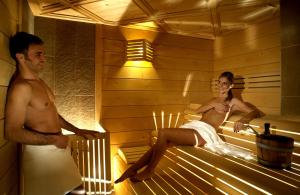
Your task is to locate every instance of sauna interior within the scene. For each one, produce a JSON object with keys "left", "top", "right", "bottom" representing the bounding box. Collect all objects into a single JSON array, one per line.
[{"left": 1, "top": 0, "right": 300, "bottom": 194}]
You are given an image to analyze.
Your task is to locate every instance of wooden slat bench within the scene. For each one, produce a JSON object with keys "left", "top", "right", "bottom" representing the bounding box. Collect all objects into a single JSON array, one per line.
[
  {"left": 115, "top": 109, "right": 300, "bottom": 195},
  {"left": 70, "top": 132, "right": 113, "bottom": 195}
]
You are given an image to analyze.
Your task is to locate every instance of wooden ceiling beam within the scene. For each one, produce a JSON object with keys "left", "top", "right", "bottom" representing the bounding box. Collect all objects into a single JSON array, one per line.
[
  {"left": 27, "top": 0, "right": 43, "bottom": 15},
  {"left": 132, "top": 0, "right": 170, "bottom": 32},
  {"left": 41, "top": 0, "right": 101, "bottom": 14},
  {"left": 218, "top": 0, "right": 279, "bottom": 11},
  {"left": 57, "top": 0, "right": 117, "bottom": 25},
  {"left": 168, "top": 30, "right": 215, "bottom": 40},
  {"left": 154, "top": 9, "right": 209, "bottom": 20},
  {"left": 44, "top": 12, "right": 95, "bottom": 23}
]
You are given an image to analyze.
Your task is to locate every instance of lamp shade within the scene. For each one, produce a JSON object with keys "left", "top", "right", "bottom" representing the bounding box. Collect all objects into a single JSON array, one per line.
[{"left": 126, "top": 39, "right": 153, "bottom": 62}]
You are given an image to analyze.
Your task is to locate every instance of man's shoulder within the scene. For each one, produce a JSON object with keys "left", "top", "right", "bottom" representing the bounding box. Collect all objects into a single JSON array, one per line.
[{"left": 9, "top": 79, "right": 33, "bottom": 94}]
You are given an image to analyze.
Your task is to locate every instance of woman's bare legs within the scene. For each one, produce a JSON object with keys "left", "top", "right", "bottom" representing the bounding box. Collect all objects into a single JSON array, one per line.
[
  {"left": 115, "top": 128, "right": 206, "bottom": 183},
  {"left": 114, "top": 147, "right": 155, "bottom": 183}
]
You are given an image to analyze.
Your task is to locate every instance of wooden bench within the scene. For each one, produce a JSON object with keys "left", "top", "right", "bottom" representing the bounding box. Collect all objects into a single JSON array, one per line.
[
  {"left": 115, "top": 107, "right": 300, "bottom": 194},
  {"left": 69, "top": 132, "right": 113, "bottom": 195}
]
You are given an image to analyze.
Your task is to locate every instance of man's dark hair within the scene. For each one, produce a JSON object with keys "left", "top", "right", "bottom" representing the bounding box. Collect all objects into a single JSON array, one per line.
[{"left": 9, "top": 32, "right": 43, "bottom": 63}]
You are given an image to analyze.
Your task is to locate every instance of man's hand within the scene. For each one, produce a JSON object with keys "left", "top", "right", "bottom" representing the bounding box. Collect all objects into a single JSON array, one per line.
[
  {"left": 76, "top": 129, "right": 102, "bottom": 140},
  {"left": 213, "top": 102, "right": 230, "bottom": 113},
  {"left": 52, "top": 135, "right": 69, "bottom": 148}
]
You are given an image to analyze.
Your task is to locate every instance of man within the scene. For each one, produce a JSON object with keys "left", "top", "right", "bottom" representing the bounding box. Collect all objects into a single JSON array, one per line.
[{"left": 5, "top": 32, "right": 98, "bottom": 195}]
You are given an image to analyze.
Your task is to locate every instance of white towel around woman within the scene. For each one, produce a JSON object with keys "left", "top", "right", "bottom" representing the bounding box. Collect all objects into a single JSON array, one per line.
[{"left": 180, "top": 120, "right": 253, "bottom": 160}]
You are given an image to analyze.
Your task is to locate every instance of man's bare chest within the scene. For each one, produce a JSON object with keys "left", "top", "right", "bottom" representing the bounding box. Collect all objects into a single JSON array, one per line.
[{"left": 27, "top": 81, "right": 55, "bottom": 111}]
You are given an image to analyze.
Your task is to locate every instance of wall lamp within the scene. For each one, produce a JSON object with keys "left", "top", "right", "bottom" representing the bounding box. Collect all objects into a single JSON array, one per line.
[{"left": 126, "top": 39, "right": 153, "bottom": 62}]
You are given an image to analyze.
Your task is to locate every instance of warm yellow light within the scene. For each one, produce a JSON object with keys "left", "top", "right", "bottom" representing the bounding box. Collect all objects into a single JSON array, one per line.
[
  {"left": 126, "top": 21, "right": 159, "bottom": 31},
  {"left": 168, "top": 113, "right": 172, "bottom": 128},
  {"left": 175, "top": 112, "right": 180, "bottom": 127},
  {"left": 124, "top": 61, "right": 153, "bottom": 68},
  {"left": 120, "top": 26, "right": 159, "bottom": 43},
  {"left": 160, "top": 111, "right": 164, "bottom": 128},
  {"left": 153, "top": 112, "right": 158, "bottom": 131},
  {"left": 96, "top": 123, "right": 106, "bottom": 132},
  {"left": 182, "top": 73, "right": 193, "bottom": 97}
]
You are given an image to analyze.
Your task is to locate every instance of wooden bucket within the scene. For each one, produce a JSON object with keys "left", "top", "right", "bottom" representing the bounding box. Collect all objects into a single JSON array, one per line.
[{"left": 256, "top": 134, "right": 294, "bottom": 169}]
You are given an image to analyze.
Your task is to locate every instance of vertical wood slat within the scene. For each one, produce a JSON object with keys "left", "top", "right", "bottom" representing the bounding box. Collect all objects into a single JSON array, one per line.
[{"left": 71, "top": 133, "right": 111, "bottom": 194}]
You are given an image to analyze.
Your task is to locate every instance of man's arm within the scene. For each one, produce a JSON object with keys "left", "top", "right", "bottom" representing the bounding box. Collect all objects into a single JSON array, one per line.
[
  {"left": 4, "top": 82, "right": 67, "bottom": 148},
  {"left": 58, "top": 115, "right": 81, "bottom": 133},
  {"left": 58, "top": 115, "right": 100, "bottom": 138},
  {"left": 232, "top": 98, "right": 260, "bottom": 132}
]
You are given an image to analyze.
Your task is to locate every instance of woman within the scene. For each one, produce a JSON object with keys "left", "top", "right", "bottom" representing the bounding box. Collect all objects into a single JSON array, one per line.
[{"left": 115, "top": 71, "right": 259, "bottom": 183}]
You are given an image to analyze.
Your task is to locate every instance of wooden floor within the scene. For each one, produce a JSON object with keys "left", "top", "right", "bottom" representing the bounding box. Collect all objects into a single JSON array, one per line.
[{"left": 113, "top": 146, "right": 300, "bottom": 195}]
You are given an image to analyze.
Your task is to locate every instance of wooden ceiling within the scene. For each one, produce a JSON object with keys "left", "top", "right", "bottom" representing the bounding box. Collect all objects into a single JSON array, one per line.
[{"left": 27, "top": 0, "right": 280, "bottom": 39}]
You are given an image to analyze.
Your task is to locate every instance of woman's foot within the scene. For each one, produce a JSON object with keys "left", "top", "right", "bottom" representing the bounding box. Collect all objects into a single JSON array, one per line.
[
  {"left": 130, "top": 168, "right": 153, "bottom": 182},
  {"left": 67, "top": 184, "right": 86, "bottom": 195},
  {"left": 115, "top": 168, "right": 137, "bottom": 184}
]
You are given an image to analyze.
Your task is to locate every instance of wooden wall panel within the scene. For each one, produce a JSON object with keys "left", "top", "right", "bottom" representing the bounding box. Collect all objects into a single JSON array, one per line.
[
  {"left": 153, "top": 55, "right": 212, "bottom": 71},
  {"left": 0, "top": 87, "right": 7, "bottom": 119},
  {"left": 104, "top": 66, "right": 213, "bottom": 80},
  {"left": 102, "top": 91, "right": 211, "bottom": 106},
  {"left": 153, "top": 33, "right": 213, "bottom": 51},
  {"left": 102, "top": 105, "right": 186, "bottom": 118},
  {"left": 0, "top": 59, "right": 15, "bottom": 86},
  {"left": 0, "top": 144, "right": 18, "bottom": 195},
  {"left": 0, "top": 0, "right": 33, "bottom": 193},
  {"left": 215, "top": 47, "right": 280, "bottom": 70},
  {"left": 103, "top": 39, "right": 125, "bottom": 52},
  {"left": 0, "top": 1, "right": 17, "bottom": 37},
  {"left": 214, "top": 17, "right": 280, "bottom": 51},
  {"left": 98, "top": 26, "right": 214, "bottom": 154},
  {"left": 110, "top": 131, "right": 150, "bottom": 145},
  {"left": 0, "top": 33, "right": 14, "bottom": 64},
  {"left": 214, "top": 17, "right": 281, "bottom": 115},
  {"left": 103, "top": 79, "right": 210, "bottom": 92},
  {"left": 0, "top": 142, "right": 17, "bottom": 179},
  {"left": 0, "top": 120, "right": 6, "bottom": 147},
  {"left": 281, "top": 0, "right": 300, "bottom": 116},
  {"left": 155, "top": 45, "right": 213, "bottom": 61}
]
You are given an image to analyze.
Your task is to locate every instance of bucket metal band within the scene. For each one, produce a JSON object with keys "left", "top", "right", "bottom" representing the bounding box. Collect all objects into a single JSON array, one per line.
[
  {"left": 257, "top": 142, "right": 294, "bottom": 153},
  {"left": 257, "top": 158, "right": 291, "bottom": 169}
]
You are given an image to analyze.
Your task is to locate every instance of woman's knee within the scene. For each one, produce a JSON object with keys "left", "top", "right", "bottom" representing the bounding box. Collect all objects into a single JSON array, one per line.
[
  {"left": 157, "top": 128, "right": 172, "bottom": 140},
  {"left": 157, "top": 128, "right": 166, "bottom": 138}
]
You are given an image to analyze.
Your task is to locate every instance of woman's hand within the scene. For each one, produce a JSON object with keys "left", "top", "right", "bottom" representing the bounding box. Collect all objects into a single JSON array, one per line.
[
  {"left": 233, "top": 119, "right": 247, "bottom": 133},
  {"left": 212, "top": 102, "right": 230, "bottom": 113}
]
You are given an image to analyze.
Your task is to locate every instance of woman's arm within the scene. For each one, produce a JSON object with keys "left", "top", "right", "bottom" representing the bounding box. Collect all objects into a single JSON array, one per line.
[
  {"left": 196, "top": 99, "right": 229, "bottom": 114},
  {"left": 232, "top": 98, "right": 260, "bottom": 132}
]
